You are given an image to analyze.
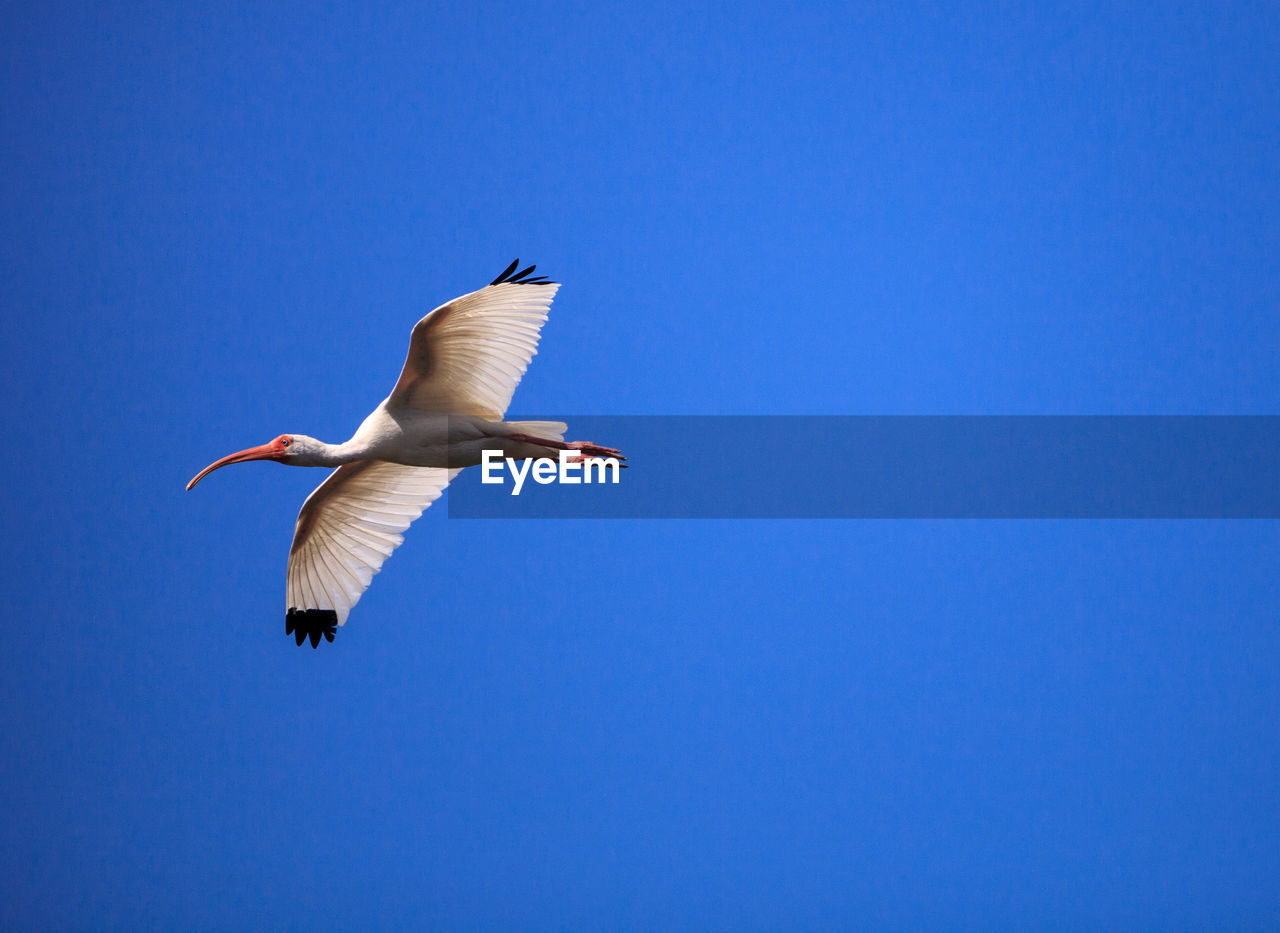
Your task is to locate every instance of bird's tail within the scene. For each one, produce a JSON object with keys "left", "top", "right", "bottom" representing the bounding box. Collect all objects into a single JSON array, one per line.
[{"left": 503, "top": 420, "right": 567, "bottom": 444}]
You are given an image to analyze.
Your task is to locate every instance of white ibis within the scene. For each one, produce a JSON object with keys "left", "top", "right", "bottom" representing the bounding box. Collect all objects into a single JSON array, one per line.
[{"left": 187, "top": 260, "right": 622, "bottom": 647}]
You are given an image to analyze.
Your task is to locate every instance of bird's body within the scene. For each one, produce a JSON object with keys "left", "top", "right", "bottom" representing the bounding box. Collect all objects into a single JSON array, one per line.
[
  {"left": 187, "top": 261, "right": 621, "bottom": 646},
  {"left": 280, "top": 409, "right": 571, "bottom": 470}
]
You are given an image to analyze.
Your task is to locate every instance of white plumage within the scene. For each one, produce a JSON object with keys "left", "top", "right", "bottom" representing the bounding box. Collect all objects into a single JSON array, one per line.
[{"left": 187, "top": 261, "right": 621, "bottom": 646}]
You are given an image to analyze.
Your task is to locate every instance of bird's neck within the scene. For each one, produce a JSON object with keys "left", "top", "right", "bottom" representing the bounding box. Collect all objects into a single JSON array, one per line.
[
  {"left": 324, "top": 440, "right": 372, "bottom": 466},
  {"left": 298, "top": 439, "right": 369, "bottom": 468}
]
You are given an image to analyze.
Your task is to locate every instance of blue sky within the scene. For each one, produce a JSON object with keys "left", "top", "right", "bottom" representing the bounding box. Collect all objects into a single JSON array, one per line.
[{"left": 2, "top": 2, "right": 1278, "bottom": 928}]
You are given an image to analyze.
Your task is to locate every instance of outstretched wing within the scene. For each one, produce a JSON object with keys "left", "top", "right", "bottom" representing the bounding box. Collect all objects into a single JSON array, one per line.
[
  {"left": 387, "top": 260, "right": 560, "bottom": 420},
  {"left": 285, "top": 460, "right": 459, "bottom": 645}
]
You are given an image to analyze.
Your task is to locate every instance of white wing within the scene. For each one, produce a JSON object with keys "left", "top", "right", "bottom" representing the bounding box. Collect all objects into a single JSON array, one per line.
[
  {"left": 285, "top": 460, "right": 459, "bottom": 643},
  {"left": 388, "top": 261, "right": 559, "bottom": 420}
]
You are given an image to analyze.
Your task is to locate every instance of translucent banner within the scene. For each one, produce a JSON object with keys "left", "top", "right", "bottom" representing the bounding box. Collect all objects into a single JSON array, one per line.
[{"left": 447, "top": 416, "right": 1280, "bottom": 519}]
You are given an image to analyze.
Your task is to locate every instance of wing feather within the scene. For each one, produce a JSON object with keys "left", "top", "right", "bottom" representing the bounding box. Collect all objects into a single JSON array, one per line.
[
  {"left": 388, "top": 269, "right": 560, "bottom": 420},
  {"left": 286, "top": 460, "right": 459, "bottom": 625}
]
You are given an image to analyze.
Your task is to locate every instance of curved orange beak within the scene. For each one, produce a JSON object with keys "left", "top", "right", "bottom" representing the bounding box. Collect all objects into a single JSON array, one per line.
[{"left": 186, "top": 441, "right": 284, "bottom": 490}]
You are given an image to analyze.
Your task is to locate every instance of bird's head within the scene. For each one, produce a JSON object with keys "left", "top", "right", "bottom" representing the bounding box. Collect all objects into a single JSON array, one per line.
[{"left": 186, "top": 434, "right": 325, "bottom": 490}]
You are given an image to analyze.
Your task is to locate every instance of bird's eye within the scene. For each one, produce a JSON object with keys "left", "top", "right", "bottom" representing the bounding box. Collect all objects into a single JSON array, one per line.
[{"left": 281, "top": 437, "right": 291, "bottom": 447}]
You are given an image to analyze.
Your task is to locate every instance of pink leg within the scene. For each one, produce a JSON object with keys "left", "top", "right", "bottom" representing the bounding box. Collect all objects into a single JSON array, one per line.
[{"left": 506, "top": 433, "right": 626, "bottom": 461}]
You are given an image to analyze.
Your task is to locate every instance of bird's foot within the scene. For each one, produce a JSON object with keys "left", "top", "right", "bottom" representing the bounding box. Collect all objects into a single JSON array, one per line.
[
  {"left": 286, "top": 608, "right": 338, "bottom": 648},
  {"left": 564, "top": 441, "right": 626, "bottom": 461}
]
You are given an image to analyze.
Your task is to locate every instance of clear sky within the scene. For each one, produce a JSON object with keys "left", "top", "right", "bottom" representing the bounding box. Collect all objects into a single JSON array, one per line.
[{"left": 2, "top": 1, "right": 1278, "bottom": 928}]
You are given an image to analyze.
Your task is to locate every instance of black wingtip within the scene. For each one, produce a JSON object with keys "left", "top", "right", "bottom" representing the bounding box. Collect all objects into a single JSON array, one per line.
[
  {"left": 286, "top": 608, "right": 338, "bottom": 648},
  {"left": 490, "top": 258, "right": 521, "bottom": 285},
  {"left": 490, "top": 258, "right": 557, "bottom": 286}
]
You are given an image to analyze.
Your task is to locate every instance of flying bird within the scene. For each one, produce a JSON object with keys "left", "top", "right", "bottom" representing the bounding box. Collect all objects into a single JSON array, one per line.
[{"left": 187, "top": 260, "right": 622, "bottom": 647}]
